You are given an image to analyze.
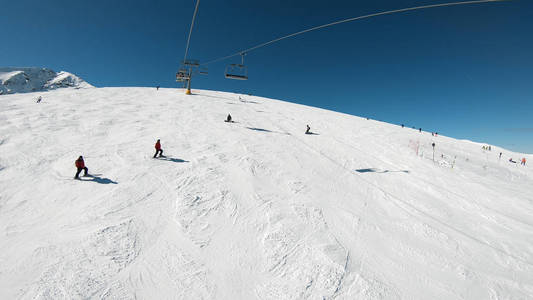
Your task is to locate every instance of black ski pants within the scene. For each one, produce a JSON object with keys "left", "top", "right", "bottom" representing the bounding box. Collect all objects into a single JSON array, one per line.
[
  {"left": 154, "top": 149, "right": 163, "bottom": 158},
  {"left": 75, "top": 167, "right": 88, "bottom": 178}
]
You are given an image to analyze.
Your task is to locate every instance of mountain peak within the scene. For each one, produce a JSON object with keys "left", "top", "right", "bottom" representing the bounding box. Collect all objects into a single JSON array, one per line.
[{"left": 0, "top": 67, "right": 93, "bottom": 95}]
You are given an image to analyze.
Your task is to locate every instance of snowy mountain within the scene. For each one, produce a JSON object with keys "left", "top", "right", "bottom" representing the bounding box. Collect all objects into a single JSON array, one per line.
[
  {"left": 0, "top": 67, "right": 92, "bottom": 95},
  {"left": 0, "top": 87, "right": 532, "bottom": 299}
]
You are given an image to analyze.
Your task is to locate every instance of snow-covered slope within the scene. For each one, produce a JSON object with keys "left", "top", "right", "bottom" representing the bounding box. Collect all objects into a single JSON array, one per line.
[
  {"left": 0, "top": 87, "right": 532, "bottom": 299},
  {"left": 0, "top": 67, "right": 92, "bottom": 95}
]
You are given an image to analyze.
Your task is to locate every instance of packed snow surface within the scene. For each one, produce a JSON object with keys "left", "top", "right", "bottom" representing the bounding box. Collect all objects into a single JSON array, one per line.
[
  {"left": 0, "top": 67, "right": 92, "bottom": 95},
  {"left": 0, "top": 87, "right": 532, "bottom": 299}
]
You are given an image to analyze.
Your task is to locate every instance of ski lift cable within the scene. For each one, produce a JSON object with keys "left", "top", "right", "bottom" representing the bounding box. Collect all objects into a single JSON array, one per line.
[
  {"left": 201, "top": 0, "right": 508, "bottom": 66},
  {"left": 184, "top": 0, "right": 201, "bottom": 62}
]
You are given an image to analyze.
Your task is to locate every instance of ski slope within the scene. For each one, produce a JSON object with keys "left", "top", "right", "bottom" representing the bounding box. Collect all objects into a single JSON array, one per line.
[{"left": 0, "top": 87, "right": 532, "bottom": 299}]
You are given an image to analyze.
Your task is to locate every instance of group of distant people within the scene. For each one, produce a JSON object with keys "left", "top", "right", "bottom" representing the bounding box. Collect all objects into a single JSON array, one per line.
[
  {"left": 482, "top": 146, "right": 528, "bottom": 166},
  {"left": 491, "top": 148, "right": 527, "bottom": 166},
  {"left": 495, "top": 149, "right": 526, "bottom": 166},
  {"left": 508, "top": 157, "right": 526, "bottom": 165},
  {"left": 399, "top": 123, "right": 528, "bottom": 169},
  {"left": 400, "top": 124, "right": 437, "bottom": 136}
]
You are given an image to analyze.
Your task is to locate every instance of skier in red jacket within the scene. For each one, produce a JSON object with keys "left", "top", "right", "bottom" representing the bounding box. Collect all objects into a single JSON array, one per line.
[
  {"left": 75, "top": 156, "right": 88, "bottom": 179},
  {"left": 154, "top": 139, "right": 164, "bottom": 158}
]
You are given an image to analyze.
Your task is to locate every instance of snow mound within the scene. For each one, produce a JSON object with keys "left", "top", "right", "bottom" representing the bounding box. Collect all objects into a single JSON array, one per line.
[
  {"left": 0, "top": 87, "right": 532, "bottom": 299},
  {"left": 0, "top": 67, "right": 93, "bottom": 95}
]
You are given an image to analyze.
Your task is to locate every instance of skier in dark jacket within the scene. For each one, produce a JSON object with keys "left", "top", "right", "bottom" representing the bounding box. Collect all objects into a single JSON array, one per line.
[
  {"left": 225, "top": 114, "right": 232, "bottom": 122},
  {"left": 305, "top": 125, "right": 311, "bottom": 134},
  {"left": 154, "top": 139, "right": 164, "bottom": 158},
  {"left": 75, "top": 156, "right": 88, "bottom": 179}
]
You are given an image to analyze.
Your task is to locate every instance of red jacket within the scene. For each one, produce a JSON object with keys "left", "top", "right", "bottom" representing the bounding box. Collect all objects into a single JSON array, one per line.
[
  {"left": 75, "top": 159, "right": 85, "bottom": 169},
  {"left": 155, "top": 141, "right": 161, "bottom": 150}
]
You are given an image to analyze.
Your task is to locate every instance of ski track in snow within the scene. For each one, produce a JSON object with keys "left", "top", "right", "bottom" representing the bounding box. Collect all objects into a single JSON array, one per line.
[{"left": 0, "top": 87, "right": 532, "bottom": 299}]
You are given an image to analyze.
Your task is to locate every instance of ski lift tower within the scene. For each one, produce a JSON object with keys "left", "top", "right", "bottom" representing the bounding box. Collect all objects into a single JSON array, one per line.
[
  {"left": 176, "top": 59, "right": 206, "bottom": 95},
  {"left": 178, "top": 0, "right": 202, "bottom": 95}
]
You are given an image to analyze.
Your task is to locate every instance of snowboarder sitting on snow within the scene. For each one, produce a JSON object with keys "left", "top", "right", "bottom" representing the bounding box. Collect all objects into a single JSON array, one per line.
[
  {"left": 225, "top": 114, "right": 232, "bottom": 122},
  {"left": 305, "top": 125, "right": 311, "bottom": 134},
  {"left": 154, "top": 139, "right": 164, "bottom": 158},
  {"left": 74, "top": 156, "right": 88, "bottom": 179},
  {"left": 509, "top": 158, "right": 516, "bottom": 163},
  {"left": 36, "top": 96, "right": 42, "bottom": 103}
]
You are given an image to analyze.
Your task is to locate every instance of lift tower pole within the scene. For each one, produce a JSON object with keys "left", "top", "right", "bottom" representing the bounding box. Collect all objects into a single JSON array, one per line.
[{"left": 182, "top": 0, "right": 200, "bottom": 95}]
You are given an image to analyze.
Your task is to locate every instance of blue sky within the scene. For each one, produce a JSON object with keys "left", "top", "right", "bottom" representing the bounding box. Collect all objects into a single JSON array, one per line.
[{"left": 1, "top": 0, "right": 532, "bottom": 153}]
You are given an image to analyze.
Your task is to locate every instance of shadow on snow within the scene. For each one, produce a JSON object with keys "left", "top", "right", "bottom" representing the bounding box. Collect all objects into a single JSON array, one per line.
[
  {"left": 246, "top": 127, "right": 291, "bottom": 135},
  {"left": 156, "top": 157, "right": 189, "bottom": 163},
  {"left": 82, "top": 175, "right": 118, "bottom": 184},
  {"left": 247, "top": 127, "right": 272, "bottom": 133},
  {"left": 355, "top": 168, "right": 410, "bottom": 174}
]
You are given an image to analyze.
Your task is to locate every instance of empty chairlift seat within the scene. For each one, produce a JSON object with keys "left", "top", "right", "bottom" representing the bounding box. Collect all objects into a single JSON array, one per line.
[{"left": 225, "top": 53, "right": 248, "bottom": 80}]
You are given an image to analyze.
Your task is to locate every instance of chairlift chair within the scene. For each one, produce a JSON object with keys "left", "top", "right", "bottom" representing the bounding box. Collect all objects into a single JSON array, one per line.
[
  {"left": 225, "top": 53, "right": 248, "bottom": 80},
  {"left": 176, "top": 68, "right": 189, "bottom": 82},
  {"left": 183, "top": 59, "right": 200, "bottom": 67},
  {"left": 199, "top": 66, "right": 208, "bottom": 75}
]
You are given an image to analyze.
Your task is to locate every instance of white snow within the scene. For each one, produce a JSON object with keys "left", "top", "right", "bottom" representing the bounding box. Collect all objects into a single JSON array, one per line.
[
  {"left": 0, "top": 87, "right": 532, "bottom": 299},
  {"left": 0, "top": 67, "right": 93, "bottom": 95}
]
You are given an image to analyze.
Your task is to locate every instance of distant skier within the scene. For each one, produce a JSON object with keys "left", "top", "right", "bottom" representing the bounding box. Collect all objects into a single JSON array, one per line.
[
  {"left": 156, "top": 85, "right": 160, "bottom": 90},
  {"left": 435, "top": 132, "right": 438, "bottom": 136},
  {"left": 74, "top": 156, "right": 88, "bottom": 179},
  {"left": 154, "top": 139, "right": 164, "bottom": 158},
  {"left": 499, "top": 152, "right": 502, "bottom": 160},
  {"left": 419, "top": 128, "right": 422, "bottom": 133},
  {"left": 431, "top": 132, "right": 434, "bottom": 136},
  {"left": 36, "top": 96, "right": 42, "bottom": 103},
  {"left": 305, "top": 125, "right": 311, "bottom": 134},
  {"left": 225, "top": 114, "right": 232, "bottom": 122},
  {"left": 401, "top": 124, "right": 404, "bottom": 128},
  {"left": 489, "top": 146, "right": 491, "bottom": 151},
  {"left": 521, "top": 158, "right": 526, "bottom": 166}
]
